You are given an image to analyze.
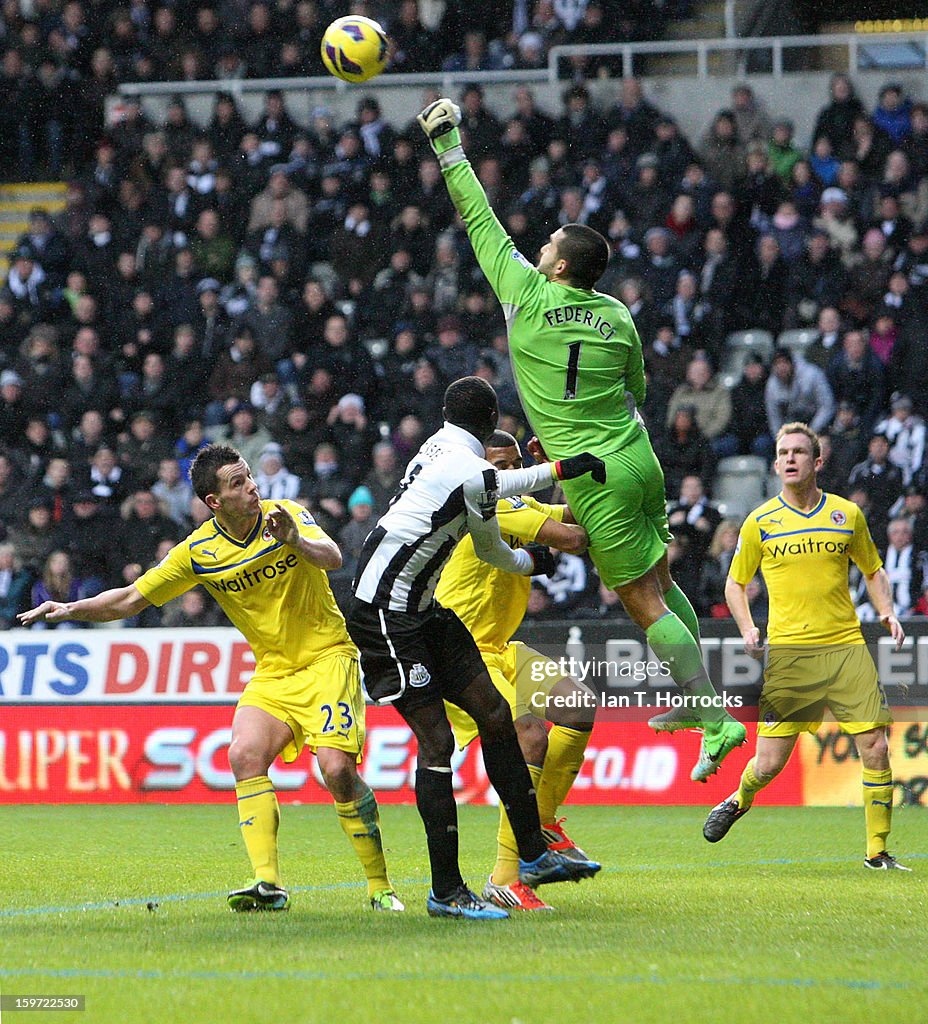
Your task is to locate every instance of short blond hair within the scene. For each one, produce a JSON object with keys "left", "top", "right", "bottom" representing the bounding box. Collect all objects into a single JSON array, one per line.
[{"left": 776, "top": 421, "right": 821, "bottom": 460}]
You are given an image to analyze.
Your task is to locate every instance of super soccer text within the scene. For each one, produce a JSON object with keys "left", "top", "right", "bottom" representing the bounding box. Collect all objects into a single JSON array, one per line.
[{"left": 542, "top": 306, "right": 616, "bottom": 338}]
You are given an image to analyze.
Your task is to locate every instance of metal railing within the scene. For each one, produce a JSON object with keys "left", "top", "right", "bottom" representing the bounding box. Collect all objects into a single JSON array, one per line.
[{"left": 116, "top": 30, "right": 928, "bottom": 102}]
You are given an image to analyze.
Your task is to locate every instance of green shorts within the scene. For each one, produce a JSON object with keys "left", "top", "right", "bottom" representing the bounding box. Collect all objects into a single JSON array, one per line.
[{"left": 560, "top": 430, "right": 671, "bottom": 588}]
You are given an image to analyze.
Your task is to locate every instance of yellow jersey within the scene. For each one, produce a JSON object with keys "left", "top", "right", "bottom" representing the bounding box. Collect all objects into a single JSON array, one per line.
[
  {"left": 136, "top": 498, "right": 355, "bottom": 676},
  {"left": 435, "top": 495, "right": 564, "bottom": 653},
  {"left": 729, "top": 491, "right": 882, "bottom": 646}
]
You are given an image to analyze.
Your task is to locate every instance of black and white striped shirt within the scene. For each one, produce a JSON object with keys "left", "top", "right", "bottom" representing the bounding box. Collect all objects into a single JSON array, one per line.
[{"left": 352, "top": 423, "right": 556, "bottom": 612}]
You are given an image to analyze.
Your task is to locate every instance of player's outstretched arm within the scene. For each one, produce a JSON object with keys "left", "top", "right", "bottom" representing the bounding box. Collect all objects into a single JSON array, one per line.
[
  {"left": 265, "top": 502, "right": 342, "bottom": 570},
  {"left": 724, "top": 576, "right": 765, "bottom": 660},
  {"left": 17, "top": 584, "right": 149, "bottom": 626},
  {"left": 417, "top": 98, "right": 540, "bottom": 307},
  {"left": 495, "top": 453, "right": 606, "bottom": 502},
  {"left": 863, "top": 567, "right": 906, "bottom": 651}
]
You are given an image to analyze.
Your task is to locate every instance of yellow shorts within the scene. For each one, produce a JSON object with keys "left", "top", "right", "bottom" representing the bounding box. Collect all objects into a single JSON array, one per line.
[
  {"left": 445, "top": 641, "right": 565, "bottom": 750},
  {"left": 757, "top": 644, "right": 891, "bottom": 738},
  {"left": 237, "top": 650, "right": 366, "bottom": 762}
]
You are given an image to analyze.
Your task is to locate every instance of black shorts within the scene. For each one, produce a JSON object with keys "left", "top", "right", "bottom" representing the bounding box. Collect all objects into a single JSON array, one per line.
[{"left": 345, "top": 599, "right": 487, "bottom": 711}]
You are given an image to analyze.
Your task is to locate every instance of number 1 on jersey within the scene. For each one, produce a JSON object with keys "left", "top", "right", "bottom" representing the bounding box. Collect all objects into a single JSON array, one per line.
[{"left": 564, "top": 341, "right": 582, "bottom": 400}]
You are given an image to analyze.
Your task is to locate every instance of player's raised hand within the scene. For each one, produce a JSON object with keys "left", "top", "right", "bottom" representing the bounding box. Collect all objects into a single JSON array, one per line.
[
  {"left": 265, "top": 503, "right": 299, "bottom": 546},
  {"left": 527, "top": 436, "right": 549, "bottom": 464},
  {"left": 417, "top": 98, "right": 462, "bottom": 157},
  {"left": 742, "top": 626, "right": 766, "bottom": 661},
  {"left": 18, "top": 601, "right": 72, "bottom": 627},
  {"left": 417, "top": 98, "right": 461, "bottom": 139},
  {"left": 880, "top": 613, "right": 905, "bottom": 652}
]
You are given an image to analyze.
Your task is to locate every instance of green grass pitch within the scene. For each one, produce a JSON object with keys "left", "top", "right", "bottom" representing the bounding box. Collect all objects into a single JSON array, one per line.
[{"left": 1, "top": 804, "right": 926, "bottom": 1024}]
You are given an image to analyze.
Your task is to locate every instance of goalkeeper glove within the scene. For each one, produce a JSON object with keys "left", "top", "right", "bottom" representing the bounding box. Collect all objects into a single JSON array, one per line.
[
  {"left": 524, "top": 543, "right": 558, "bottom": 577},
  {"left": 417, "top": 98, "right": 463, "bottom": 163},
  {"left": 553, "top": 453, "right": 607, "bottom": 484}
]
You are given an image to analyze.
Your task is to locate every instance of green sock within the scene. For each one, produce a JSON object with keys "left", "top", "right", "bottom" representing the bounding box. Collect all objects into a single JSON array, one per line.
[
  {"left": 664, "top": 583, "right": 700, "bottom": 644},
  {"left": 646, "top": 611, "right": 724, "bottom": 723}
]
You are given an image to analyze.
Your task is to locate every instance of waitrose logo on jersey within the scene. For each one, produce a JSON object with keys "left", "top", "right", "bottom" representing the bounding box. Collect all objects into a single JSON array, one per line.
[
  {"left": 767, "top": 537, "right": 852, "bottom": 558},
  {"left": 199, "top": 551, "right": 300, "bottom": 593}
]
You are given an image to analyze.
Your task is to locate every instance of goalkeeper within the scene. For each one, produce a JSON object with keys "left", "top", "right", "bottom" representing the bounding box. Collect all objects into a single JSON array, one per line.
[{"left": 418, "top": 99, "right": 745, "bottom": 781}]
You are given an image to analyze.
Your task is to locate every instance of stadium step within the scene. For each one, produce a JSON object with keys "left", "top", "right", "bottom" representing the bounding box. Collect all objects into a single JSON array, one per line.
[
  {"left": 646, "top": 1, "right": 735, "bottom": 75},
  {"left": 0, "top": 181, "right": 67, "bottom": 277},
  {"left": 665, "top": 0, "right": 728, "bottom": 41}
]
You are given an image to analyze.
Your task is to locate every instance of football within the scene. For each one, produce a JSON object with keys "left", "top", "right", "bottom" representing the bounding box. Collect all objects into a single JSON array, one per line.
[{"left": 320, "top": 16, "right": 390, "bottom": 83}]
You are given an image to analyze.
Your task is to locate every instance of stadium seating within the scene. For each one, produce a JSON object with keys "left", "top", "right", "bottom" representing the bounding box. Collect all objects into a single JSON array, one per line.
[
  {"left": 716, "top": 456, "right": 769, "bottom": 477},
  {"left": 777, "top": 329, "right": 819, "bottom": 357},
  {"left": 713, "top": 472, "right": 767, "bottom": 510},
  {"left": 721, "top": 330, "right": 775, "bottom": 376}
]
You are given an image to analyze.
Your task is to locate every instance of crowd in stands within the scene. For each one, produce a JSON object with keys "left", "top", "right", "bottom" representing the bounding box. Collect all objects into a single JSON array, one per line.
[{"left": 0, "top": 5, "right": 927, "bottom": 627}]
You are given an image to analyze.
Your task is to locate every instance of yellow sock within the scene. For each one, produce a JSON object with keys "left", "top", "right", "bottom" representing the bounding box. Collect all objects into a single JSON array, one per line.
[
  {"left": 536, "top": 727, "right": 590, "bottom": 825},
  {"left": 491, "top": 763, "right": 542, "bottom": 886},
  {"left": 334, "top": 785, "right": 391, "bottom": 896},
  {"left": 235, "top": 775, "right": 281, "bottom": 886},
  {"left": 862, "top": 768, "right": 893, "bottom": 859},
  {"left": 736, "top": 758, "right": 767, "bottom": 810}
]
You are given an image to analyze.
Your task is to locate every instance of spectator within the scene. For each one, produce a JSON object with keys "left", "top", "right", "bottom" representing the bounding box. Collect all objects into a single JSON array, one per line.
[
  {"left": 860, "top": 518, "right": 923, "bottom": 617},
  {"left": 29, "top": 550, "right": 87, "bottom": 627},
  {"left": 731, "top": 83, "right": 772, "bottom": 144},
  {"left": 803, "top": 305, "right": 844, "bottom": 369},
  {"left": 207, "top": 327, "right": 272, "bottom": 421},
  {"left": 813, "top": 188, "right": 859, "bottom": 266},
  {"left": 730, "top": 354, "right": 772, "bottom": 457},
  {"left": 699, "top": 110, "right": 745, "bottom": 192},
  {"left": 534, "top": 551, "right": 588, "bottom": 612},
  {"left": 666, "top": 356, "right": 733, "bottom": 455},
  {"left": 653, "top": 405, "right": 717, "bottom": 497},
  {"left": 765, "top": 347, "right": 835, "bottom": 437},
  {"left": 874, "top": 392, "right": 925, "bottom": 484},
  {"left": 0, "top": 542, "right": 30, "bottom": 628},
  {"left": 5, "top": 498, "right": 57, "bottom": 576},
  {"left": 667, "top": 475, "right": 722, "bottom": 558},
  {"left": 362, "top": 442, "right": 403, "bottom": 517},
  {"left": 151, "top": 458, "right": 192, "bottom": 528},
  {"left": 339, "top": 485, "right": 376, "bottom": 576},
  {"left": 813, "top": 73, "right": 866, "bottom": 160},
  {"left": 787, "top": 232, "right": 846, "bottom": 327},
  {"left": 844, "top": 228, "right": 892, "bottom": 325},
  {"left": 212, "top": 403, "right": 272, "bottom": 469},
  {"left": 424, "top": 316, "right": 479, "bottom": 385},
  {"left": 303, "top": 441, "right": 352, "bottom": 536},
  {"left": 744, "top": 234, "right": 789, "bottom": 335},
  {"left": 849, "top": 432, "right": 905, "bottom": 545},
  {"left": 699, "top": 520, "right": 743, "bottom": 617},
  {"left": 161, "top": 586, "right": 226, "bottom": 628},
  {"left": 826, "top": 329, "right": 885, "bottom": 432},
  {"left": 117, "top": 410, "right": 173, "bottom": 487},
  {"left": 254, "top": 443, "right": 301, "bottom": 501},
  {"left": 767, "top": 120, "right": 801, "bottom": 184},
  {"left": 873, "top": 84, "right": 912, "bottom": 147},
  {"left": 827, "top": 401, "right": 869, "bottom": 491},
  {"left": 248, "top": 169, "right": 309, "bottom": 233}
]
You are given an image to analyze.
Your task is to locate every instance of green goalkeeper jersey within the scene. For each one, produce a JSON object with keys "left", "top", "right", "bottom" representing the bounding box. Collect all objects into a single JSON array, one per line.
[{"left": 442, "top": 157, "right": 646, "bottom": 461}]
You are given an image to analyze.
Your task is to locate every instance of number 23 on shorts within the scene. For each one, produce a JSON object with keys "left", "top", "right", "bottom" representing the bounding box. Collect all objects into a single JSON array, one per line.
[{"left": 320, "top": 701, "right": 354, "bottom": 733}]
